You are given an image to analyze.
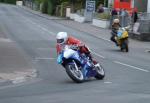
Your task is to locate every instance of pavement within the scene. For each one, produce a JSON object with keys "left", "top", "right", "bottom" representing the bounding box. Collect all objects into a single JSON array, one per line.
[{"left": 0, "top": 20, "right": 37, "bottom": 84}]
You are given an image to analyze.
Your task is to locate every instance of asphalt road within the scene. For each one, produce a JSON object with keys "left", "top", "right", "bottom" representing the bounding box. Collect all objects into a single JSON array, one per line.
[{"left": 0, "top": 4, "right": 150, "bottom": 103}]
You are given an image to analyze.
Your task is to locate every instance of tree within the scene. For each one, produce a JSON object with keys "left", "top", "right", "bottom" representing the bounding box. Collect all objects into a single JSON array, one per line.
[{"left": 0, "top": 0, "right": 16, "bottom": 4}]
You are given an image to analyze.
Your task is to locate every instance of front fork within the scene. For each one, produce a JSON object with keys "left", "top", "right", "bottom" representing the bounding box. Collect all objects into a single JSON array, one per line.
[{"left": 73, "top": 60, "right": 79, "bottom": 71}]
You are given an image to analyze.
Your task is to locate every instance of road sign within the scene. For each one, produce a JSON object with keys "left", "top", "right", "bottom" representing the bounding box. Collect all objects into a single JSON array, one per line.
[
  {"left": 86, "top": 0, "right": 95, "bottom": 12},
  {"left": 85, "top": 0, "right": 95, "bottom": 22}
]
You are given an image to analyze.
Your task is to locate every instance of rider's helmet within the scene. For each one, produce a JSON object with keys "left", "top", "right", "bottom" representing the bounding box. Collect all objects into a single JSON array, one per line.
[
  {"left": 56, "top": 32, "right": 68, "bottom": 44},
  {"left": 113, "top": 19, "right": 120, "bottom": 24}
]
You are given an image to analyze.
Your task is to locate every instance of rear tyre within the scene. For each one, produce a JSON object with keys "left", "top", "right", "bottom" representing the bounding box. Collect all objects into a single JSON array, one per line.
[
  {"left": 95, "top": 64, "right": 105, "bottom": 80},
  {"left": 124, "top": 39, "right": 129, "bottom": 52},
  {"left": 65, "top": 64, "right": 84, "bottom": 83},
  {"left": 125, "top": 44, "right": 129, "bottom": 52},
  {"left": 121, "top": 39, "right": 129, "bottom": 52}
]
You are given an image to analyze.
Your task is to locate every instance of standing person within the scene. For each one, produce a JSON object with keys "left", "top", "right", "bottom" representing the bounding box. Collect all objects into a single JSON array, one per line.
[
  {"left": 131, "top": 8, "right": 138, "bottom": 23},
  {"left": 120, "top": 9, "right": 129, "bottom": 27},
  {"left": 110, "top": 8, "right": 118, "bottom": 28},
  {"left": 119, "top": 8, "right": 123, "bottom": 15},
  {"left": 111, "top": 8, "right": 118, "bottom": 17},
  {"left": 97, "top": 4, "right": 104, "bottom": 13}
]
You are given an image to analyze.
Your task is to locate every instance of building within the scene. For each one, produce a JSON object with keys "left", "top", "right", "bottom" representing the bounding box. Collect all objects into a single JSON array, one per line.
[{"left": 108, "top": 0, "right": 150, "bottom": 13}]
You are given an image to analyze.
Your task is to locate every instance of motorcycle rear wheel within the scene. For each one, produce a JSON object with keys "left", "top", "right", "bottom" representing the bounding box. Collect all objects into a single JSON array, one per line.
[
  {"left": 120, "top": 39, "right": 129, "bottom": 52},
  {"left": 95, "top": 64, "right": 105, "bottom": 80}
]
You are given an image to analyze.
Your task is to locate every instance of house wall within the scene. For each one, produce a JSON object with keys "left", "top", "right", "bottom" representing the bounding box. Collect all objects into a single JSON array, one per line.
[
  {"left": 134, "top": 0, "right": 148, "bottom": 12},
  {"left": 109, "top": 0, "right": 149, "bottom": 13}
]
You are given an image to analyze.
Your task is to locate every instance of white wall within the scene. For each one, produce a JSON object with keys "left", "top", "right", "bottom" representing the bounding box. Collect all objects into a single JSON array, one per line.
[
  {"left": 108, "top": 0, "right": 114, "bottom": 8},
  {"left": 148, "top": 0, "right": 150, "bottom": 13},
  {"left": 16, "top": 1, "right": 23, "bottom": 6}
]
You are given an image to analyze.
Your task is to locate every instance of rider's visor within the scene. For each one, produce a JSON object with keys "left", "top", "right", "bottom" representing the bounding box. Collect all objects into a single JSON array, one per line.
[{"left": 57, "top": 39, "right": 64, "bottom": 44}]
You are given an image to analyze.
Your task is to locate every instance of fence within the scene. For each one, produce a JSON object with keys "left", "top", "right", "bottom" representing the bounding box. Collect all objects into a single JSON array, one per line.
[
  {"left": 139, "top": 13, "right": 150, "bottom": 20},
  {"left": 130, "top": 13, "right": 150, "bottom": 41},
  {"left": 137, "top": 13, "right": 150, "bottom": 33}
]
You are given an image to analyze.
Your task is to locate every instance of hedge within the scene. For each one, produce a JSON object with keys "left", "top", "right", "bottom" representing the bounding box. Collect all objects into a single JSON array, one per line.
[{"left": 0, "top": 0, "right": 16, "bottom": 4}]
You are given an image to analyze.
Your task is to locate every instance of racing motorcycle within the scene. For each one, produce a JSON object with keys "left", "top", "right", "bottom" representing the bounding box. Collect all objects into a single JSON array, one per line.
[
  {"left": 57, "top": 45, "right": 105, "bottom": 83},
  {"left": 115, "top": 27, "right": 129, "bottom": 52}
]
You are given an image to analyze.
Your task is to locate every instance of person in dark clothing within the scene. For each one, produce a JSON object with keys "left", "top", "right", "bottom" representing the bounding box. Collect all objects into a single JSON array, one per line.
[
  {"left": 110, "top": 8, "right": 118, "bottom": 28},
  {"left": 97, "top": 4, "right": 104, "bottom": 13},
  {"left": 111, "top": 19, "right": 121, "bottom": 46},
  {"left": 131, "top": 8, "right": 138, "bottom": 23},
  {"left": 111, "top": 8, "right": 118, "bottom": 16}
]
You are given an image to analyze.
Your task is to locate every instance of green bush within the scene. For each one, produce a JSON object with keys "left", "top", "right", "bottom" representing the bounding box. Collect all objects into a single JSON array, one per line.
[
  {"left": 60, "top": 1, "right": 69, "bottom": 17},
  {"left": 0, "top": 0, "right": 16, "bottom": 4},
  {"left": 47, "top": 0, "right": 53, "bottom": 15},
  {"left": 41, "top": 0, "right": 56, "bottom": 15},
  {"left": 95, "top": 12, "right": 110, "bottom": 20},
  {"left": 41, "top": 0, "right": 48, "bottom": 14}
]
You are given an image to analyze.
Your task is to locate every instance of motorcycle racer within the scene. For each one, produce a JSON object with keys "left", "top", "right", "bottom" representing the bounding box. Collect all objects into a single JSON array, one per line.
[{"left": 56, "top": 32, "right": 97, "bottom": 64}]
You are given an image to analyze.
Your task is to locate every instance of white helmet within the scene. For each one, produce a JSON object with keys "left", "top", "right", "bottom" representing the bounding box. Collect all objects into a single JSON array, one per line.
[
  {"left": 113, "top": 19, "right": 120, "bottom": 23},
  {"left": 56, "top": 32, "right": 68, "bottom": 44}
]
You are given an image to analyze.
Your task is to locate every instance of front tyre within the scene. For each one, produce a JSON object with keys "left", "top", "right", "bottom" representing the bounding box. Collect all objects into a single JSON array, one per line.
[
  {"left": 95, "top": 64, "right": 105, "bottom": 80},
  {"left": 65, "top": 64, "right": 84, "bottom": 83}
]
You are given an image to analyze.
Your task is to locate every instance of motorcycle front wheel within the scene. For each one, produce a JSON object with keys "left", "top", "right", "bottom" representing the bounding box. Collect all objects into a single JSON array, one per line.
[{"left": 65, "top": 64, "right": 84, "bottom": 83}]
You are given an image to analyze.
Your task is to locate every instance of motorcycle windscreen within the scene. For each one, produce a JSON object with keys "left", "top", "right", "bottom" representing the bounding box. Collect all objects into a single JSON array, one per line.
[
  {"left": 57, "top": 54, "right": 63, "bottom": 64},
  {"left": 117, "top": 31, "right": 123, "bottom": 38},
  {"left": 64, "top": 49, "right": 76, "bottom": 59}
]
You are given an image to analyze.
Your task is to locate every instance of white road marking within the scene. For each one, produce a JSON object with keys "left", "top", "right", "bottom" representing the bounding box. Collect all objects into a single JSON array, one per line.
[
  {"left": 23, "top": 16, "right": 55, "bottom": 36},
  {"left": 100, "top": 38, "right": 111, "bottom": 42},
  {"left": 35, "top": 57, "right": 56, "bottom": 60},
  {"left": 92, "top": 51, "right": 105, "bottom": 59},
  {"left": 104, "top": 81, "right": 112, "bottom": 84},
  {"left": 114, "top": 61, "right": 149, "bottom": 73},
  {"left": 0, "top": 38, "right": 13, "bottom": 42}
]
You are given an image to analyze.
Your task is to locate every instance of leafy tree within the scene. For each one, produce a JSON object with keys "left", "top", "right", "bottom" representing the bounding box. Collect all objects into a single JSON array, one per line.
[{"left": 0, "top": 0, "right": 16, "bottom": 4}]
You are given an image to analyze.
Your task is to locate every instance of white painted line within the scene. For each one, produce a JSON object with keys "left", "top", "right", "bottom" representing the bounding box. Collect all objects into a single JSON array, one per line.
[
  {"left": 35, "top": 57, "right": 56, "bottom": 60},
  {"left": 92, "top": 51, "right": 105, "bottom": 59},
  {"left": 101, "top": 38, "right": 111, "bottom": 42},
  {"left": 0, "top": 38, "right": 13, "bottom": 42},
  {"left": 104, "top": 81, "right": 112, "bottom": 84},
  {"left": 23, "top": 16, "right": 55, "bottom": 36},
  {"left": 114, "top": 61, "right": 149, "bottom": 73}
]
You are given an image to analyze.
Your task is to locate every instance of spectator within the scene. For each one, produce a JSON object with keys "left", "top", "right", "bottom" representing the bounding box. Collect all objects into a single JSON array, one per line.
[
  {"left": 120, "top": 9, "right": 129, "bottom": 27},
  {"left": 111, "top": 8, "right": 118, "bottom": 16},
  {"left": 110, "top": 8, "right": 118, "bottom": 28},
  {"left": 97, "top": 4, "right": 104, "bottom": 13},
  {"left": 120, "top": 9, "right": 129, "bottom": 17},
  {"left": 131, "top": 8, "right": 138, "bottom": 23},
  {"left": 119, "top": 8, "right": 123, "bottom": 15}
]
